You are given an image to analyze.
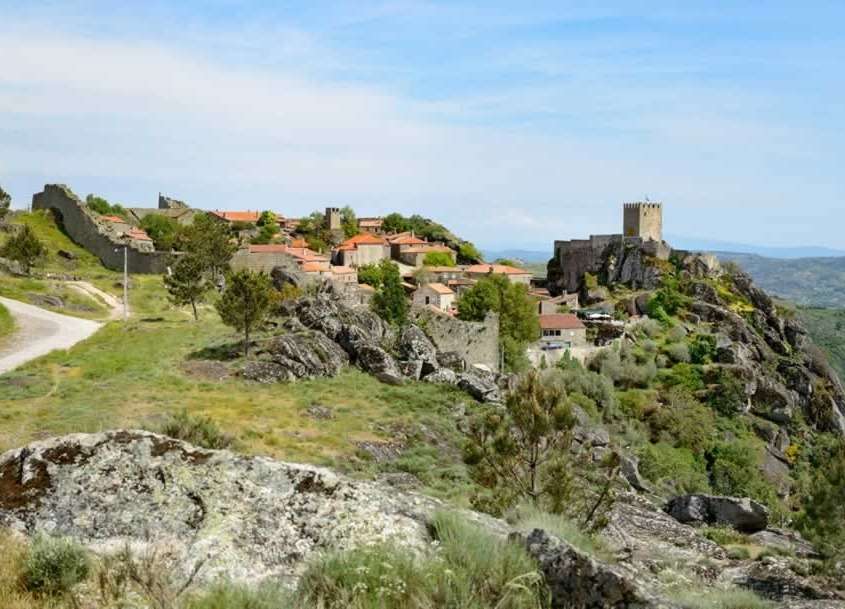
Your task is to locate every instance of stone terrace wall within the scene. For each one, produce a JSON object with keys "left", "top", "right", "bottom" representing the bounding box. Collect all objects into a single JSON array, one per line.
[
  {"left": 32, "top": 185, "right": 168, "bottom": 274},
  {"left": 412, "top": 307, "right": 500, "bottom": 372}
]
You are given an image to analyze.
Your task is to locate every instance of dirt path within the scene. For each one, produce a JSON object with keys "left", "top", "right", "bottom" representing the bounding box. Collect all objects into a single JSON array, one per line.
[
  {"left": 0, "top": 297, "right": 102, "bottom": 375},
  {"left": 66, "top": 281, "right": 126, "bottom": 320}
]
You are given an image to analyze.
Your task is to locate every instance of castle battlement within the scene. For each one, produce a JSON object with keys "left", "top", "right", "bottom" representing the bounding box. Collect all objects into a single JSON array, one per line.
[
  {"left": 623, "top": 201, "right": 662, "bottom": 241},
  {"left": 623, "top": 201, "right": 662, "bottom": 210}
]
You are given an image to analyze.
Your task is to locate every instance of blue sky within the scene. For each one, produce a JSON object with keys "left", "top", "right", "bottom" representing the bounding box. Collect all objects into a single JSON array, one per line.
[{"left": 1, "top": 1, "right": 843, "bottom": 251}]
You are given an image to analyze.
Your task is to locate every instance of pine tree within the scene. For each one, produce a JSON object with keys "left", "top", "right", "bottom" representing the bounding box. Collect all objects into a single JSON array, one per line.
[
  {"left": 183, "top": 213, "right": 237, "bottom": 282},
  {"left": 1, "top": 224, "right": 46, "bottom": 273},
  {"left": 371, "top": 259, "right": 408, "bottom": 325},
  {"left": 215, "top": 270, "right": 273, "bottom": 357},
  {"left": 163, "top": 254, "right": 209, "bottom": 320},
  {"left": 0, "top": 185, "right": 10, "bottom": 224}
]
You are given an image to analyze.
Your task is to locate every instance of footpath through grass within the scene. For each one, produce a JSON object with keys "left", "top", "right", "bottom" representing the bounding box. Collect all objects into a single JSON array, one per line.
[{"left": 0, "top": 302, "right": 13, "bottom": 342}]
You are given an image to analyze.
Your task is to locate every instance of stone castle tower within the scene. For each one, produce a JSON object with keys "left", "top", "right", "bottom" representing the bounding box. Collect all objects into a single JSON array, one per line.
[
  {"left": 623, "top": 202, "right": 663, "bottom": 242},
  {"left": 325, "top": 207, "right": 341, "bottom": 231}
]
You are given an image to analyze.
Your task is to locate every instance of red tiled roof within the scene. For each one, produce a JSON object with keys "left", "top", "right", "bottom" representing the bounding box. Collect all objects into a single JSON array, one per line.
[
  {"left": 341, "top": 233, "right": 387, "bottom": 247},
  {"left": 100, "top": 215, "right": 126, "bottom": 223},
  {"left": 210, "top": 211, "right": 260, "bottom": 223},
  {"left": 331, "top": 266, "right": 356, "bottom": 274},
  {"left": 465, "top": 264, "right": 530, "bottom": 275},
  {"left": 539, "top": 314, "right": 585, "bottom": 330},
  {"left": 290, "top": 238, "right": 309, "bottom": 248},
  {"left": 301, "top": 261, "right": 325, "bottom": 273},
  {"left": 247, "top": 244, "right": 328, "bottom": 262},
  {"left": 419, "top": 283, "right": 454, "bottom": 295},
  {"left": 126, "top": 227, "right": 152, "bottom": 241},
  {"left": 390, "top": 235, "right": 427, "bottom": 245}
]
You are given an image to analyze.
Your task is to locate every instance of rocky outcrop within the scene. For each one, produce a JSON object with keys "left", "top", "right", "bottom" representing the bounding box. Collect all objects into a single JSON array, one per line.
[
  {"left": 665, "top": 494, "right": 769, "bottom": 533},
  {"left": 515, "top": 528, "right": 673, "bottom": 609},
  {"left": 256, "top": 295, "right": 503, "bottom": 401},
  {"left": 0, "top": 431, "right": 446, "bottom": 584}
]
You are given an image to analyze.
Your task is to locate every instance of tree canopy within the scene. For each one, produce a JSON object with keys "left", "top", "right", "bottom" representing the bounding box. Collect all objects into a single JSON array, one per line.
[
  {"left": 0, "top": 185, "right": 10, "bottom": 223},
  {"left": 183, "top": 212, "right": 237, "bottom": 281},
  {"left": 423, "top": 251, "right": 455, "bottom": 267},
  {"left": 340, "top": 206, "right": 358, "bottom": 239},
  {"left": 457, "top": 273, "right": 539, "bottom": 371},
  {"left": 371, "top": 259, "right": 408, "bottom": 325},
  {"left": 215, "top": 269, "right": 274, "bottom": 357},
  {"left": 140, "top": 214, "right": 182, "bottom": 251},
  {"left": 163, "top": 253, "right": 210, "bottom": 320},
  {"left": 1, "top": 224, "right": 46, "bottom": 273}
]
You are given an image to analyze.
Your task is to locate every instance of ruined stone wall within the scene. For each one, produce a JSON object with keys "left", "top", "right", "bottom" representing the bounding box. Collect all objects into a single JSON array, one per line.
[
  {"left": 32, "top": 185, "right": 169, "bottom": 274},
  {"left": 411, "top": 308, "right": 500, "bottom": 372}
]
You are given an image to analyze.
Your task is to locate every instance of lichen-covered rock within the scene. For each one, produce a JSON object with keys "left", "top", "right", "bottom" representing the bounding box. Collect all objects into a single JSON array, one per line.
[
  {"left": 397, "top": 325, "right": 439, "bottom": 375},
  {"left": 457, "top": 371, "right": 501, "bottom": 402},
  {"left": 356, "top": 344, "right": 405, "bottom": 385},
  {"left": 514, "top": 528, "right": 674, "bottom": 609},
  {"left": 665, "top": 494, "right": 769, "bottom": 533},
  {"left": 258, "top": 330, "right": 349, "bottom": 379},
  {"left": 0, "top": 431, "right": 443, "bottom": 584},
  {"left": 423, "top": 367, "right": 458, "bottom": 386}
]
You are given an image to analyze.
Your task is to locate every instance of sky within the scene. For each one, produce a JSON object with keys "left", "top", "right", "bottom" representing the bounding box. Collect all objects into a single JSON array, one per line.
[{"left": 1, "top": 1, "right": 843, "bottom": 252}]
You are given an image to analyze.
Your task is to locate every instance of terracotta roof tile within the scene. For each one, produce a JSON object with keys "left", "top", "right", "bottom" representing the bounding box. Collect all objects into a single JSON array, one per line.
[
  {"left": 465, "top": 264, "right": 530, "bottom": 275},
  {"left": 419, "top": 282, "right": 454, "bottom": 295},
  {"left": 210, "top": 211, "right": 260, "bottom": 223}
]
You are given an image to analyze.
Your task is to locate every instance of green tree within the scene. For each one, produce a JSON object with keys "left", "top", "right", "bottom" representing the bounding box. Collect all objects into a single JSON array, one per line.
[
  {"left": 798, "top": 437, "right": 845, "bottom": 560},
  {"left": 85, "top": 194, "right": 126, "bottom": 218},
  {"left": 163, "top": 254, "right": 210, "bottom": 320},
  {"left": 0, "top": 185, "right": 10, "bottom": 224},
  {"left": 372, "top": 259, "right": 408, "bottom": 325},
  {"left": 357, "top": 262, "right": 383, "bottom": 288},
  {"left": 457, "top": 241, "right": 483, "bottom": 264},
  {"left": 257, "top": 210, "right": 277, "bottom": 226},
  {"left": 464, "top": 370, "right": 576, "bottom": 514},
  {"left": 423, "top": 251, "right": 455, "bottom": 267},
  {"left": 1, "top": 224, "right": 46, "bottom": 273},
  {"left": 458, "top": 274, "right": 540, "bottom": 371},
  {"left": 215, "top": 270, "right": 274, "bottom": 358},
  {"left": 340, "top": 206, "right": 358, "bottom": 238},
  {"left": 183, "top": 212, "right": 237, "bottom": 282},
  {"left": 140, "top": 214, "right": 181, "bottom": 251},
  {"left": 381, "top": 212, "right": 410, "bottom": 234},
  {"left": 250, "top": 222, "right": 279, "bottom": 245}
]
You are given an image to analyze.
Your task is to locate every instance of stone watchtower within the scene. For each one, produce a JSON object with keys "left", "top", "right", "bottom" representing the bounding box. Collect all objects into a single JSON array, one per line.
[
  {"left": 325, "top": 207, "right": 341, "bottom": 231},
  {"left": 623, "top": 202, "right": 663, "bottom": 242}
]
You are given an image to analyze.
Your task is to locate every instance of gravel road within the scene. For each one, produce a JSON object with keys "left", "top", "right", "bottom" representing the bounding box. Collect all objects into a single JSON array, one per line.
[{"left": 0, "top": 297, "right": 102, "bottom": 374}]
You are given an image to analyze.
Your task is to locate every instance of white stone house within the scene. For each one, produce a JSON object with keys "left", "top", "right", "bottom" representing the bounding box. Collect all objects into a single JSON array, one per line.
[{"left": 413, "top": 283, "right": 456, "bottom": 312}]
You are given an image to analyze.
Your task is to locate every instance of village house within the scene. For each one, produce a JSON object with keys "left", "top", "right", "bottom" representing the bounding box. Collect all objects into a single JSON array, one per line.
[
  {"left": 398, "top": 244, "right": 456, "bottom": 267},
  {"left": 387, "top": 233, "right": 428, "bottom": 259},
  {"left": 209, "top": 210, "right": 261, "bottom": 225},
  {"left": 425, "top": 266, "right": 465, "bottom": 283},
  {"left": 412, "top": 283, "right": 456, "bottom": 312},
  {"left": 330, "top": 265, "right": 358, "bottom": 284},
  {"left": 538, "top": 314, "right": 587, "bottom": 349},
  {"left": 465, "top": 263, "right": 532, "bottom": 285},
  {"left": 537, "top": 292, "right": 580, "bottom": 315},
  {"left": 232, "top": 243, "right": 330, "bottom": 274},
  {"left": 99, "top": 215, "right": 155, "bottom": 251},
  {"left": 333, "top": 233, "right": 389, "bottom": 267},
  {"left": 358, "top": 217, "right": 384, "bottom": 234}
]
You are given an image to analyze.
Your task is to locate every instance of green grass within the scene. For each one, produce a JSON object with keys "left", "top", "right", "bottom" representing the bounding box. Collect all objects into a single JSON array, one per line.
[
  {"left": 668, "top": 587, "right": 772, "bottom": 609},
  {"left": 798, "top": 306, "right": 845, "bottom": 384},
  {"left": 0, "top": 302, "right": 475, "bottom": 501},
  {"left": 0, "top": 302, "right": 14, "bottom": 342},
  {"left": 508, "top": 504, "right": 612, "bottom": 561}
]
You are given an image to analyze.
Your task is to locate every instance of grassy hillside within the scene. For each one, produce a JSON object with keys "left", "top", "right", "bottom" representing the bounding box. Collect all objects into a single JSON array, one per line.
[
  {"left": 0, "top": 302, "right": 13, "bottom": 341},
  {"left": 798, "top": 307, "right": 845, "bottom": 383},
  {"left": 719, "top": 252, "right": 845, "bottom": 308}
]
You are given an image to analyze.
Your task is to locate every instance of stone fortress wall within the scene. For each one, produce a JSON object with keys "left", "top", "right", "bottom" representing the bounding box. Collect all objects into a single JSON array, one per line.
[{"left": 32, "top": 185, "right": 169, "bottom": 274}]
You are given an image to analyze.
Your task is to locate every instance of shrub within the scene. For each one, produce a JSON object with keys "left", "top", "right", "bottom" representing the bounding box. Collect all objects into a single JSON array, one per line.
[
  {"left": 638, "top": 443, "right": 710, "bottom": 494},
  {"left": 422, "top": 251, "right": 455, "bottom": 267},
  {"left": 556, "top": 362, "right": 617, "bottom": 414},
  {"left": 665, "top": 342, "right": 691, "bottom": 364},
  {"left": 701, "top": 526, "right": 749, "bottom": 547},
  {"left": 22, "top": 535, "right": 90, "bottom": 596},
  {"left": 669, "top": 587, "right": 771, "bottom": 609},
  {"left": 509, "top": 504, "right": 611, "bottom": 560},
  {"left": 666, "top": 324, "right": 688, "bottom": 343},
  {"left": 660, "top": 363, "right": 705, "bottom": 393},
  {"left": 707, "top": 440, "right": 778, "bottom": 507},
  {"left": 689, "top": 333, "right": 717, "bottom": 364},
  {"left": 617, "top": 389, "right": 659, "bottom": 420},
  {"left": 706, "top": 368, "right": 748, "bottom": 416},
  {"left": 295, "top": 511, "right": 547, "bottom": 609},
  {"left": 159, "top": 410, "right": 235, "bottom": 449},
  {"left": 184, "top": 582, "right": 292, "bottom": 609},
  {"left": 648, "top": 388, "right": 715, "bottom": 454},
  {"left": 140, "top": 214, "right": 182, "bottom": 251}
]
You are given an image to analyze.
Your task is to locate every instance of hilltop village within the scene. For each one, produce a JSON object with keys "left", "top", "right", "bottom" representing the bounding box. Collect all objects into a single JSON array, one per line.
[
  {"left": 2, "top": 182, "right": 845, "bottom": 608},
  {"left": 22, "top": 184, "right": 685, "bottom": 368}
]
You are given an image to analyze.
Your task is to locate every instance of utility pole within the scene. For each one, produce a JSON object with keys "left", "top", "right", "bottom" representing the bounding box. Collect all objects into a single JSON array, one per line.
[{"left": 123, "top": 246, "right": 128, "bottom": 322}]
